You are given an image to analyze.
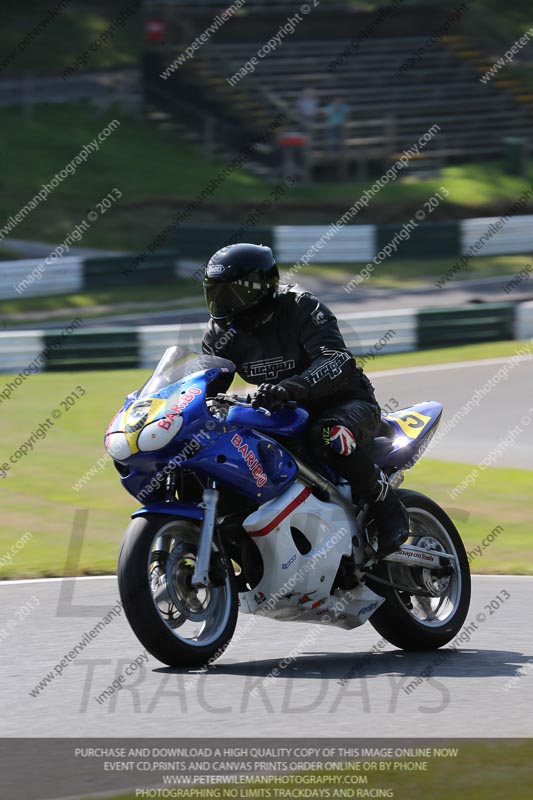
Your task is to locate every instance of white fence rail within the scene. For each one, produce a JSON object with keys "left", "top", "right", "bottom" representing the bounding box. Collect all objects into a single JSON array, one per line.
[
  {"left": 461, "top": 215, "right": 533, "bottom": 256},
  {"left": 0, "top": 257, "right": 83, "bottom": 299},
  {"left": 275, "top": 225, "right": 376, "bottom": 264}
]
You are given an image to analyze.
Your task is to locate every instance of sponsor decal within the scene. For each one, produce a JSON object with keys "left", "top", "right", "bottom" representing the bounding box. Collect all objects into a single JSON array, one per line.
[
  {"left": 329, "top": 424, "right": 356, "bottom": 456},
  {"left": 243, "top": 356, "right": 296, "bottom": 381},
  {"left": 207, "top": 263, "right": 225, "bottom": 276},
  {"left": 385, "top": 409, "right": 432, "bottom": 440},
  {"left": 358, "top": 601, "right": 378, "bottom": 617},
  {"left": 254, "top": 591, "right": 266, "bottom": 605},
  {"left": 400, "top": 549, "right": 435, "bottom": 562},
  {"left": 125, "top": 400, "right": 153, "bottom": 434},
  {"left": 282, "top": 554, "right": 297, "bottom": 570},
  {"left": 311, "top": 307, "right": 328, "bottom": 326},
  {"left": 308, "top": 351, "right": 351, "bottom": 386},
  {"left": 230, "top": 434, "right": 268, "bottom": 488},
  {"left": 297, "top": 591, "right": 317, "bottom": 605},
  {"left": 157, "top": 386, "right": 201, "bottom": 430}
]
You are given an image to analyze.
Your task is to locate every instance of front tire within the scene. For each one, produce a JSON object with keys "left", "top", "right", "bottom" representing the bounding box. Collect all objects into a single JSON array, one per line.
[
  {"left": 367, "top": 489, "right": 471, "bottom": 650},
  {"left": 118, "top": 515, "right": 238, "bottom": 668}
]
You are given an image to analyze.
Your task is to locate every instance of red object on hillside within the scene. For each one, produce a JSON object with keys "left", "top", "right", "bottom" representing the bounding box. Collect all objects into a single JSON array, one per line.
[
  {"left": 146, "top": 18, "right": 166, "bottom": 44},
  {"left": 278, "top": 133, "right": 308, "bottom": 148}
]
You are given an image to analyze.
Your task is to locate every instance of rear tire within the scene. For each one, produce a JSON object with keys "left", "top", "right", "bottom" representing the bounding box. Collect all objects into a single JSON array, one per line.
[
  {"left": 118, "top": 514, "right": 238, "bottom": 668},
  {"left": 367, "top": 489, "right": 470, "bottom": 650}
]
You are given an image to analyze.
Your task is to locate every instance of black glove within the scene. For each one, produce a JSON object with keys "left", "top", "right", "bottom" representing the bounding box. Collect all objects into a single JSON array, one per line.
[{"left": 252, "top": 383, "right": 291, "bottom": 412}]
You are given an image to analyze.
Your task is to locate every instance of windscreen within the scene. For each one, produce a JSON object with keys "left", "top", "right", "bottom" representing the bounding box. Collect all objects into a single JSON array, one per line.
[{"left": 138, "top": 347, "right": 235, "bottom": 399}]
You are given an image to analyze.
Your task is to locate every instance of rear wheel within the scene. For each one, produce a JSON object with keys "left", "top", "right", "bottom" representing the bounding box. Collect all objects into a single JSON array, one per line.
[
  {"left": 118, "top": 515, "right": 238, "bottom": 668},
  {"left": 367, "top": 489, "right": 470, "bottom": 650}
]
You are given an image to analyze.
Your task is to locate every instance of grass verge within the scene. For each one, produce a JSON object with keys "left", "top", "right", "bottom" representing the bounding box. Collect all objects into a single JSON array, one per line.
[{"left": 1, "top": 101, "right": 533, "bottom": 254}]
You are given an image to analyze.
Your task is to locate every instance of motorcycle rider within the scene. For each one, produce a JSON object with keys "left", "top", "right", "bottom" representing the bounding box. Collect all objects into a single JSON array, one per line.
[{"left": 202, "top": 243, "right": 409, "bottom": 556}]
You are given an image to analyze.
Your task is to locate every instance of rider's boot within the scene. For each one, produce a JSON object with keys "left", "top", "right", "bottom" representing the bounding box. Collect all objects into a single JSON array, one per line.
[
  {"left": 326, "top": 445, "right": 409, "bottom": 557},
  {"left": 362, "top": 467, "right": 410, "bottom": 556}
]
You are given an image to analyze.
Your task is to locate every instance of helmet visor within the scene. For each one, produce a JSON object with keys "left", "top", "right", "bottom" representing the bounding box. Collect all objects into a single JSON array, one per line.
[{"left": 204, "top": 279, "right": 267, "bottom": 320}]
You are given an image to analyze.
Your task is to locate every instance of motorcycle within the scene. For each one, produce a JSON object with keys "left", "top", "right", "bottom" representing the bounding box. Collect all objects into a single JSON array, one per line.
[{"left": 106, "top": 346, "right": 470, "bottom": 668}]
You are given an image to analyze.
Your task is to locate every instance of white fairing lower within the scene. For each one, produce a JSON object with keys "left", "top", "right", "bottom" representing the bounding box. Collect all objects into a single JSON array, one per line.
[{"left": 238, "top": 481, "right": 385, "bottom": 630}]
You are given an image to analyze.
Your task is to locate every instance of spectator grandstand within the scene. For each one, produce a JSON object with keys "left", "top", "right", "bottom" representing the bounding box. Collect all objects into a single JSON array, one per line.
[{"left": 143, "top": 1, "right": 533, "bottom": 180}]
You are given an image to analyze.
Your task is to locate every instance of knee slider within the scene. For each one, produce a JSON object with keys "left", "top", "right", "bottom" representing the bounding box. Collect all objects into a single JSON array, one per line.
[{"left": 323, "top": 424, "right": 357, "bottom": 456}]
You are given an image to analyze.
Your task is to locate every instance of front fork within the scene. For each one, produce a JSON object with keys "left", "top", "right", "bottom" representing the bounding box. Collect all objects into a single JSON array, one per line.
[{"left": 192, "top": 480, "right": 219, "bottom": 588}]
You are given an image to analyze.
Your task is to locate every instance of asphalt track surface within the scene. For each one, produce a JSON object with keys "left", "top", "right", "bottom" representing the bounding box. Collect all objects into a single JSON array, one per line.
[
  {"left": 371, "top": 355, "right": 533, "bottom": 468},
  {"left": 1, "top": 575, "right": 531, "bottom": 738}
]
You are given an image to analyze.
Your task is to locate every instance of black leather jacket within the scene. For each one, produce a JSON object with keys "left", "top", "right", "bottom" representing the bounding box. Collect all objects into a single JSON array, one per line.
[{"left": 202, "top": 284, "right": 377, "bottom": 415}]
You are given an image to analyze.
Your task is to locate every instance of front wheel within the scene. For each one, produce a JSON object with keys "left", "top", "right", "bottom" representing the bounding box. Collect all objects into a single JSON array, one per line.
[
  {"left": 118, "top": 515, "right": 238, "bottom": 668},
  {"left": 367, "top": 489, "right": 471, "bottom": 650}
]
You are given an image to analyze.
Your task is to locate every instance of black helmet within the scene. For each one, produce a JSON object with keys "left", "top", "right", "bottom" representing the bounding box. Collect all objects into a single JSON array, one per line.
[{"left": 203, "top": 243, "right": 279, "bottom": 323}]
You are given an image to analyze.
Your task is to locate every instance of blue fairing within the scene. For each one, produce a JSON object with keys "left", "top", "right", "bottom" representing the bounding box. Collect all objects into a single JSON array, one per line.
[
  {"left": 378, "top": 401, "right": 443, "bottom": 470},
  {"left": 132, "top": 502, "right": 204, "bottom": 520},
  {"left": 227, "top": 405, "right": 309, "bottom": 436},
  {"left": 111, "top": 362, "right": 298, "bottom": 505}
]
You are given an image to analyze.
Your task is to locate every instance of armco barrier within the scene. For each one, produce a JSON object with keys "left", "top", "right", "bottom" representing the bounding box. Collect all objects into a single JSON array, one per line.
[
  {"left": 275, "top": 225, "right": 375, "bottom": 264},
  {"left": 0, "top": 215, "right": 533, "bottom": 300},
  {"left": 1, "top": 213, "right": 533, "bottom": 299},
  {"left": 515, "top": 300, "right": 533, "bottom": 340},
  {"left": 0, "top": 257, "right": 83, "bottom": 300},
  {"left": 0, "top": 331, "right": 46, "bottom": 374},
  {"left": 376, "top": 221, "right": 460, "bottom": 260},
  {"left": 1, "top": 303, "right": 528, "bottom": 374},
  {"left": 461, "top": 215, "right": 533, "bottom": 257},
  {"left": 336, "top": 309, "right": 416, "bottom": 355},
  {"left": 417, "top": 303, "right": 515, "bottom": 350},
  {"left": 169, "top": 225, "right": 275, "bottom": 261},
  {"left": 84, "top": 252, "right": 177, "bottom": 289},
  {"left": 42, "top": 328, "right": 140, "bottom": 371}
]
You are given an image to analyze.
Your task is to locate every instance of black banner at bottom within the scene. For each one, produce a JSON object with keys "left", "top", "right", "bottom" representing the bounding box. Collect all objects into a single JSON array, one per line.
[{"left": 1, "top": 738, "right": 531, "bottom": 800}]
